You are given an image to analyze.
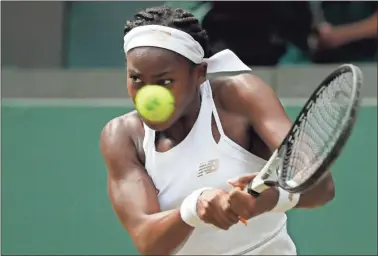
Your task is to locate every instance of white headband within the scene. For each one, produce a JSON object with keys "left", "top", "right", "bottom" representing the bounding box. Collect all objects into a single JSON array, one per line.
[{"left": 123, "top": 25, "right": 251, "bottom": 74}]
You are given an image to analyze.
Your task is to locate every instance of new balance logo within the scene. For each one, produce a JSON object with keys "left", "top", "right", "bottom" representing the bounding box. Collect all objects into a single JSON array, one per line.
[{"left": 198, "top": 159, "right": 219, "bottom": 177}]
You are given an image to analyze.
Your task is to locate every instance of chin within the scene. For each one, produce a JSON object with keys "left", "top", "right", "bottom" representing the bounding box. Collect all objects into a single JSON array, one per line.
[
  {"left": 140, "top": 111, "right": 180, "bottom": 132},
  {"left": 142, "top": 119, "right": 174, "bottom": 132}
]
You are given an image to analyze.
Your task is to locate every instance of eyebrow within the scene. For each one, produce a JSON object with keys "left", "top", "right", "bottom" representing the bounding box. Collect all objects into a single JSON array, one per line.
[
  {"left": 153, "top": 71, "right": 172, "bottom": 78},
  {"left": 128, "top": 69, "right": 173, "bottom": 78}
]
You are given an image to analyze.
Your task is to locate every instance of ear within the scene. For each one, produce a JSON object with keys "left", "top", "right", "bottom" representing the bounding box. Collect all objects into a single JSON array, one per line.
[{"left": 196, "top": 62, "right": 208, "bottom": 85}]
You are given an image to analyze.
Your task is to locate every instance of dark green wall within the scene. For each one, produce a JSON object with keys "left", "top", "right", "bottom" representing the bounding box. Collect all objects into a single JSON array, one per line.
[
  {"left": 2, "top": 105, "right": 377, "bottom": 255},
  {"left": 65, "top": 2, "right": 164, "bottom": 68}
]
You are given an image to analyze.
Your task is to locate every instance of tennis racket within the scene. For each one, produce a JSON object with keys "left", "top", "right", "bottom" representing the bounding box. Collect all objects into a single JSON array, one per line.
[{"left": 246, "top": 64, "right": 363, "bottom": 197}]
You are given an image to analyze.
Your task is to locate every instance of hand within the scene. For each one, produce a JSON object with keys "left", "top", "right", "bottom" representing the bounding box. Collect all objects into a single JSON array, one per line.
[
  {"left": 308, "top": 22, "right": 350, "bottom": 50},
  {"left": 228, "top": 174, "right": 279, "bottom": 221},
  {"left": 197, "top": 188, "right": 240, "bottom": 230}
]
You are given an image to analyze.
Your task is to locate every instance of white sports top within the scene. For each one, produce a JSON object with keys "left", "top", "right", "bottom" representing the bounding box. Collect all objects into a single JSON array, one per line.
[{"left": 143, "top": 81, "right": 288, "bottom": 255}]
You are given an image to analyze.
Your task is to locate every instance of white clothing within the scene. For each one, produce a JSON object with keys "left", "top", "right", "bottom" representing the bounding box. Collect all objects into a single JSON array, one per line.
[{"left": 142, "top": 81, "right": 296, "bottom": 255}]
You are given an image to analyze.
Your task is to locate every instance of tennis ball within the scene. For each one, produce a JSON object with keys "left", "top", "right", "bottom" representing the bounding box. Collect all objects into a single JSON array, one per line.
[{"left": 135, "top": 85, "right": 175, "bottom": 122}]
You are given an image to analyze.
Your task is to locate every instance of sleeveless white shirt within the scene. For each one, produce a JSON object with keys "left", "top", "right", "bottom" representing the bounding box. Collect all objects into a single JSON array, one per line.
[{"left": 143, "top": 81, "right": 292, "bottom": 255}]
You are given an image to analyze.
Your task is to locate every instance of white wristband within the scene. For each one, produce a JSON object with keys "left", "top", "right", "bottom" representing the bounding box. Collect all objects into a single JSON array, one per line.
[
  {"left": 180, "top": 187, "right": 213, "bottom": 228},
  {"left": 270, "top": 187, "right": 300, "bottom": 213}
]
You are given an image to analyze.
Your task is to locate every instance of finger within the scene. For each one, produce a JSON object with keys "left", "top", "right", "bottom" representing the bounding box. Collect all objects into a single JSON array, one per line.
[
  {"left": 230, "top": 186, "right": 243, "bottom": 194},
  {"left": 201, "top": 213, "right": 227, "bottom": 230},
  {"left": 230, "top": 187, "right": 251, "bottom": 200},
  {"left": 228, "top": 173, "right": 258, "bottom": 188},
  {"left": 219, "top": 197, "right": 241, "bottom": 227},
  {"left": 229, "top": 188, "right": 256, "bottom": 219},
  {"left": 224, "top": 207, "right": 240, "bottom": 225},
  {"left": 215, "top": 213, "right": 235, "bottom": 230},
  {"left": 218, "top": 204, "right": 239, "bottom": 227},
  {"left": 225, "top": 189, "right": 248, "bottom": 226},
  {"left": 228, "top": 181, "right": 245, "bottom": 190}
]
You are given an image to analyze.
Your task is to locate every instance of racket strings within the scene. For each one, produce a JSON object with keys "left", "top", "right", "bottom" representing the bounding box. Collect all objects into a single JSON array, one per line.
[{"left": 283, "top": 72, "right": 354, "bottom": 185}]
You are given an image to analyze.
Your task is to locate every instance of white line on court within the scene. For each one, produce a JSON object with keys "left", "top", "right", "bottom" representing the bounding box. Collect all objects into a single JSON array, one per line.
[{"left": 1, "top": 97, "right": 377, "bottom": 107}]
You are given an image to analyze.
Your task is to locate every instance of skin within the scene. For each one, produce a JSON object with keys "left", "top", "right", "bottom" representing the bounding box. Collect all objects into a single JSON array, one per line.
[
  {"left": 101, "top": 46, "right": 335, "bottom": 255},
  {"left": 309, "top": 12, "right": 378, "bottom": 50}
]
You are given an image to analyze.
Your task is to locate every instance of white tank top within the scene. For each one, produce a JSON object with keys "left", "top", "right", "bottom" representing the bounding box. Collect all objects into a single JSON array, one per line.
[{"left": 143, "top": 81, "right": 287, "bottom": 255}]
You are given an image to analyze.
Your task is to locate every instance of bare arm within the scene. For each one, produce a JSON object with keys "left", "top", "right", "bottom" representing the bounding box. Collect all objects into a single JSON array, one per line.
[
  {"left": 311, "top": 11, "right": 378, "bottom": 50},
  {"left": 101, "top": 115, "right": 193, "bottom": 255},
  {"left": 221, "top": 74, "right": 335, "bottom": 209},
  {"left": 332, "top": 11, "right": 378, "bottom": 43}
]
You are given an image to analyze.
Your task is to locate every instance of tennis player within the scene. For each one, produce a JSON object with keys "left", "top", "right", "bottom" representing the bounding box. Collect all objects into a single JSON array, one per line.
[{"left": 100, "top": 6, "right": 335, "bottom": 255}]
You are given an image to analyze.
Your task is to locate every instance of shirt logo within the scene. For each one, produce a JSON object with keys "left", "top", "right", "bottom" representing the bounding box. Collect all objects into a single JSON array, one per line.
[{"left": 198, "top": 159, "right": 220, "bottom": 177}]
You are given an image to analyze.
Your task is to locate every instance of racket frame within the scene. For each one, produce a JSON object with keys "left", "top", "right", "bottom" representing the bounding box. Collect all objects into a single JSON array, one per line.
[{"left": 247, "top": 64, "right": 363, "bottom": 196}]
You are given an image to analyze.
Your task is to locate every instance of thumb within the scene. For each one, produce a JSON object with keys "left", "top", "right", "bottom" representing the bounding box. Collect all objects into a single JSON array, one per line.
[{"left": 228, "top": 173, "right": 259, "bottom": 189}]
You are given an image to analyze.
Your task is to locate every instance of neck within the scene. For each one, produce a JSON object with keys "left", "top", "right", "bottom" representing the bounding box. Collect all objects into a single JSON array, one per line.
[{"left": 164, "top": 91, "right": 202, "bottom": 141}]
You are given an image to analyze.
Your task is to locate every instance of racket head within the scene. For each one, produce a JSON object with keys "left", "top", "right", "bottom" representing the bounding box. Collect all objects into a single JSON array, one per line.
[{"left": 276, "top": 64, "right": 363, "bottom": 194}]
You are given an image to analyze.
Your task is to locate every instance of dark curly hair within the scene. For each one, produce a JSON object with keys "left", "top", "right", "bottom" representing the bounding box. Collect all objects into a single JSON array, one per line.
[{"left": 124, "top": 6, "right": 212, "bottom": 58}]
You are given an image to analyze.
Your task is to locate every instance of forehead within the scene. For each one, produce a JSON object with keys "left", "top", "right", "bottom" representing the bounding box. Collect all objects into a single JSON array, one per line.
[{"left": 126, "top": 47, "right": 189, "bottom": 73}]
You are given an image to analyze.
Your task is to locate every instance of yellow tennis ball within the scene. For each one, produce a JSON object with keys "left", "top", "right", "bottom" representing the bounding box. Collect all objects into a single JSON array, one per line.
[{"left": 135, "top": 85, "right": 175, "bottom": 122}]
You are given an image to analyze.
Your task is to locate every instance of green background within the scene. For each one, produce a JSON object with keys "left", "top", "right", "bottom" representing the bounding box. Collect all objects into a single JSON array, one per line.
[{"left": 2, "top": 105, "right": 377, "bottom": 255}]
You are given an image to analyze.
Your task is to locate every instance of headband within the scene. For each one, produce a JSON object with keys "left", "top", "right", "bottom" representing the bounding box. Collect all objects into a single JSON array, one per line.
[{"left": 123, "top": 25, "right": 251, "bottom": 74}]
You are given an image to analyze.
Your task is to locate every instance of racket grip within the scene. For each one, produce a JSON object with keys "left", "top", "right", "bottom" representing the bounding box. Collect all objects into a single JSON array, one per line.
[
  {"left": 247, "top": 180, "right": 277, "bottom": 197},
  {"left": 247, "top": 189, "right": 261, "bottom": 197}
]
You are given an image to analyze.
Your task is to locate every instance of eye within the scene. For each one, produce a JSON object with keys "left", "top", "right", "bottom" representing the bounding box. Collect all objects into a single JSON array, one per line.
[
  {"left": 159, "top": 79, "right": 173, "bottom": 86},
  {"left": 130, "top": 76, "right": 142, "bottom": 83}
]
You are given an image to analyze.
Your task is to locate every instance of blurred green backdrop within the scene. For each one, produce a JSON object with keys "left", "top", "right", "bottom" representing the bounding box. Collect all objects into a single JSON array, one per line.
[{"left": 2, "top": 104, "right": 377, "bottom": 255}]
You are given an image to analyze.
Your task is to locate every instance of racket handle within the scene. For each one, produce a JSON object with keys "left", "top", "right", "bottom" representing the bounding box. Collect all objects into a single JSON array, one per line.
[
  {"left": 247, "top": 179, "right": 277, "bottom": 198},
  {"left": 247, "top": 188, "right": 261, "bottom": 197}
]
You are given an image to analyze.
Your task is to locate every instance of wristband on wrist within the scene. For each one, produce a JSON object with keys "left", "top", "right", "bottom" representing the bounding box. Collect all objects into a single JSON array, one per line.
[
  {"left": 270, "top": 187, "right": 300, "bottom": 213},
  {"left": 180, "top": 187, "right": 213, "bottom": 227}
]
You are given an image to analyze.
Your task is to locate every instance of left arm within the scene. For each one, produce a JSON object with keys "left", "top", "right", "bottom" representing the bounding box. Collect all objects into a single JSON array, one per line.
[{"left": 222, "top": 74, "right": 335, "bottom": 209}]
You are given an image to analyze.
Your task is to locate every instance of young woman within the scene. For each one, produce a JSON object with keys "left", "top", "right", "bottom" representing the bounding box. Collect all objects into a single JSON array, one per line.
[{"left": 100, "top": 6, "right": 335, "bottom": 255}]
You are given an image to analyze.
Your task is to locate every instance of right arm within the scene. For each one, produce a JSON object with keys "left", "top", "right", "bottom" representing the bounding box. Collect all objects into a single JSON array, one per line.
[
  {"left": 311, "top": 11, "right": 378, "bottom": 50},
  {"left": 100, "top": 115, "right": 194, "bottom": 255}
]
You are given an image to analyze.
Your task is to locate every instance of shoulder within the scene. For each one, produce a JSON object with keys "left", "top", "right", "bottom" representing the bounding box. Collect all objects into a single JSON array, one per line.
[
  {"left": 100, "top": 110, "right": 145, "bottom": 164},
  {"left": 101, "top": 110, "right": 144, "bottom": 145},
  {"left": 210, "top": 73, "right": 277, "bottom": 116},
  {"left": 210, "top": 73, "right": 274, "bottom": 97}
]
